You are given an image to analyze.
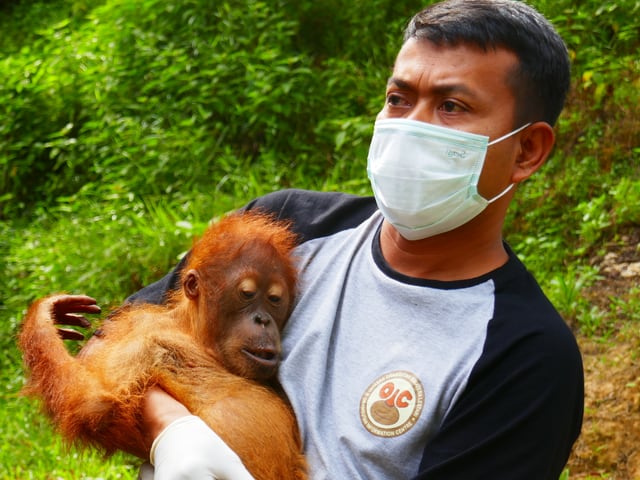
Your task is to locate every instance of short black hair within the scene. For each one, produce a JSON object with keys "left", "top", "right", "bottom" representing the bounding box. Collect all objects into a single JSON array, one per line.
[{"left": 404, "top": 0, "right": 570, "bottom": 126}]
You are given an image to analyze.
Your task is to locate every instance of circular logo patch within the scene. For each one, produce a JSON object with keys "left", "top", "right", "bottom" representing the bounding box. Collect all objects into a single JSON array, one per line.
[{"left": 359, "top": 370, "right": 424, "bottom": 437}]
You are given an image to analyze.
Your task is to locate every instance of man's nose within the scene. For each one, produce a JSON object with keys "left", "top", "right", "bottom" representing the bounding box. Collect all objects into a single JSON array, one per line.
[{"left": 406, "top": 102, "right": 435, "bottom": 124}]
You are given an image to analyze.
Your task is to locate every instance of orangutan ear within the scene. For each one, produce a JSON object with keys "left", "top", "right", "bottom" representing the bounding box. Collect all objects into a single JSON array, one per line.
[
  {"left": 511, "top": 121, "right": 556, "bottom": 183},
  {"left": 183, "top": 269, "right": 200, "bottom": 300}
]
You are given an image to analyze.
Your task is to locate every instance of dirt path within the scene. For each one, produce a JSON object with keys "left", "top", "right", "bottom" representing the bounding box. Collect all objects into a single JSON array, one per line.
[
  {"left": 565, "top": 228, "right": 640, "bottom": 479},
  {"left": 569, "top": 334, "right": 640, "bottom": 478}
]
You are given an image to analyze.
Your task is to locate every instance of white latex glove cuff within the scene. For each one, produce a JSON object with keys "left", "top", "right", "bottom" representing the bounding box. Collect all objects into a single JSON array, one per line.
[{"left": 150, "top": 415, "right": 255, "bottom": 480}]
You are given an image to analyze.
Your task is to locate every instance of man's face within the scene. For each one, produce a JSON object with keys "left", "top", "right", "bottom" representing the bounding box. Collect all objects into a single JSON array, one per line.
[{"left": 377, "top": 38, "right": 524, "bottom": 200}]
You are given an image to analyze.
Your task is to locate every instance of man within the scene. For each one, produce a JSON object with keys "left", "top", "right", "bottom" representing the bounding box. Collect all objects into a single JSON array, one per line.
[{"left": 132, "top": 0, "right": 584, "bottom": 478}]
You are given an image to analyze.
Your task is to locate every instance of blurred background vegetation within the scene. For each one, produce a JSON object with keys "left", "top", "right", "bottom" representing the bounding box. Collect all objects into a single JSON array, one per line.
[{"left": 0, "top": 0, "right": 638, "bottom": 477}]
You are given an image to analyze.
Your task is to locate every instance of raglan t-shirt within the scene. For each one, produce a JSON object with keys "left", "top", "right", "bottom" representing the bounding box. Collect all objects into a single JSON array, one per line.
[{"left": 129, "top": 189, "right": 584, "bottom": 480}]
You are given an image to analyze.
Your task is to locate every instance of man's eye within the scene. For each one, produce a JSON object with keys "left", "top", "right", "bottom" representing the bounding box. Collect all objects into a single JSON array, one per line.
[
  {"left": 387, "top": 93, "right": 408, "bottom": 107},
  {"left": 441, "top": 100, "right": 463, "bottom": 112}
]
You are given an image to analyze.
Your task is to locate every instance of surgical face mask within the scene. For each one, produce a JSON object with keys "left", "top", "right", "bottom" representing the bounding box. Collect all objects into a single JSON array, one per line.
[{"left": 367, "top": 118, "right": 530, "bottom": 241}]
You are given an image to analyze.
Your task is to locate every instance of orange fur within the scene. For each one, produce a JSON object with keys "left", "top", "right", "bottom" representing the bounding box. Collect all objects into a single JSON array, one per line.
[{"left": 18, "top": 211, "right": 307, "bottom": 480}]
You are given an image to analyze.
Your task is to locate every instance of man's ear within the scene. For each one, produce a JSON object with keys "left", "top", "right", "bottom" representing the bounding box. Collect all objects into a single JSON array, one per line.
[
  {"left": 183, "top": 269, "right": 200, "bottom": 300},
  {"left": 512, "top": 121, "right": 556, "bottom": 183}
]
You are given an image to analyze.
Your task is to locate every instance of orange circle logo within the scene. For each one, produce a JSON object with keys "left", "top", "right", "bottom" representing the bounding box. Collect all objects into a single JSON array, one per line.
[{"left": 360, "top": 371, "right": 424, "bottom": 437}]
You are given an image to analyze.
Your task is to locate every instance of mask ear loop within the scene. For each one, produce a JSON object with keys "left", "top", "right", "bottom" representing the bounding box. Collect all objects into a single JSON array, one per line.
[
  {"left": 486, "top": 183, "right": 515, "bottom": 203},
  {"left": 487, "top": 123, "right": 532, "bottom": 146},
  {"left": 485, "top": 124, "right": 531, "bottom": 203}
]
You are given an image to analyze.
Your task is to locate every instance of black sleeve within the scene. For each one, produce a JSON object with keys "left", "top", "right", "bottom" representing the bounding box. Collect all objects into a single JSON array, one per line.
[
  {"left": 125, "top": 253, "right": 189, "bottom": 305},
  {"left": 241, "top": 188, "right": 377, "bottom": 243},
  {"left": 414, "top": 277, "right": 584, "bottom": 479},
  {"left": 126, "top": 189, "right": 377, "bottom": 305}
]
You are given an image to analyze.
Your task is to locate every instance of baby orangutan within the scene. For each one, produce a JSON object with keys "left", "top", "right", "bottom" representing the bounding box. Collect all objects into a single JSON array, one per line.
[{"left": 18, "top": 211, "right": 307, "bottom": 480}]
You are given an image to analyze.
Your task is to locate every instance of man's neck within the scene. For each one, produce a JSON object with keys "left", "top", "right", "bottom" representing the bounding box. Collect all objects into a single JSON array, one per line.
[{"left": 378, "top": 218, "right": 508, "bottom": 281}]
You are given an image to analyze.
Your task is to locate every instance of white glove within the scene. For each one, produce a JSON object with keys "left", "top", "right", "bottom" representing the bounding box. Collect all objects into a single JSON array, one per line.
[
  {"left": 144, "top": 415, "right": 255, "bottom": 480},
  {"left": 138, "top": 462, "right": 155, "bottom": 480}
]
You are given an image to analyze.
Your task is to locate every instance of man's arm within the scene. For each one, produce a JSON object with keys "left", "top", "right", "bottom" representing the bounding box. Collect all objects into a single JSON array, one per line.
[
  {"left": 125, "top": 254, "right": 188, "bottom": 305},
  {"left": 139, "top": 384, "right": 256, "bottom": 480},
  {"left": 414, "top": 315, "right": 583, "bottom": 480}
]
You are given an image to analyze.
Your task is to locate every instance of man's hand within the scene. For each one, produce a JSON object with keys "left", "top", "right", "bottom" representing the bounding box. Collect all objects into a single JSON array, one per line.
[
  {"left": 142, "top": 387, "right": 191, "bottom": 447},
  {"left": 141, "top": 388, "right": 255, "bottom": 479}
]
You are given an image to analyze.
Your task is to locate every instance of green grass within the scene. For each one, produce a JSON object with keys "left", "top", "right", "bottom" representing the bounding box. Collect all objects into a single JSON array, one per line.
[
  {"left": 1, "top": 328, "right": 136, "bottom": 478},
  {"left": 1, "top": 408, "right": 138, "bottom": 479}
]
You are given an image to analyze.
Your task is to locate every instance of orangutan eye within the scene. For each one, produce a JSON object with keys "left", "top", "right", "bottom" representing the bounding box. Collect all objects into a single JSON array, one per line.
[
  {"left": 241, "top": 289, "right": 256, "bottom": 299},
  {"left": 268, "top": 295, "right": 281, "bottom": 304},
  {"left": 267, "top": 284, "right": 285, "bottom": 306},
  {"left": 238, "top": 278, "right": 257, "bottom": 300}
]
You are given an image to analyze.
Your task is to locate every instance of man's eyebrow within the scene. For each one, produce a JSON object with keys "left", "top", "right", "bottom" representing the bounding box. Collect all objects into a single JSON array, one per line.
[
  {"left": 386, "top": 77, "right": 412, "bottom": 89},
  {"left": 386, "top": 76, "right": 477, "bottom": 99}
]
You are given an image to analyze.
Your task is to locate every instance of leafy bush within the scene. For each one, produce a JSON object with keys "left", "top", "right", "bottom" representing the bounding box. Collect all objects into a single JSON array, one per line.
[{"left": 0, "top": 0, "right": 424, "bottom": 219}]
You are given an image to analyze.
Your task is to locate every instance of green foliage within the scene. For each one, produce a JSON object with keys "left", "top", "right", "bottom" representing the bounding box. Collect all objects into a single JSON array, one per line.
[
  {"left": 505, "top": 0, "right": 640, "bottom": 334},
  {"left": 0, "top": 0, "right": 421, "bottom": 218},
  {"left": 546, "top": 265, "right": 606, "bottom": 336}
]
